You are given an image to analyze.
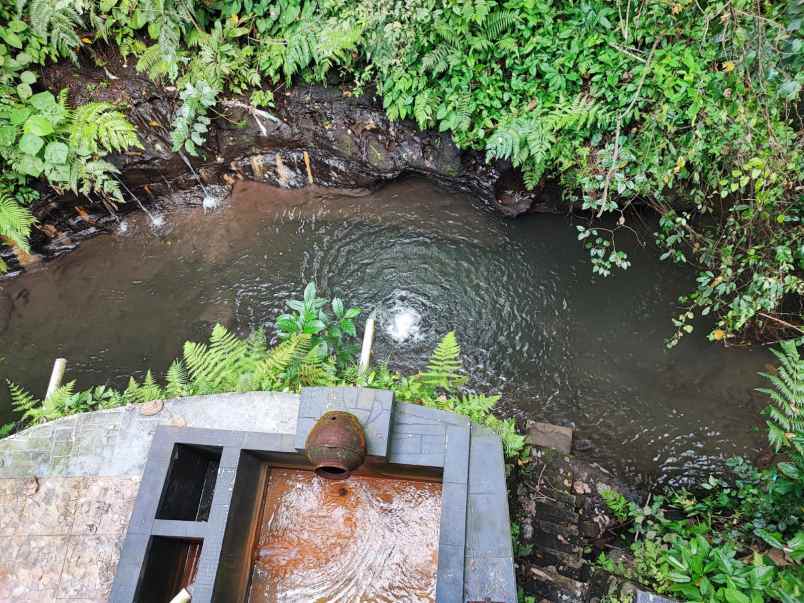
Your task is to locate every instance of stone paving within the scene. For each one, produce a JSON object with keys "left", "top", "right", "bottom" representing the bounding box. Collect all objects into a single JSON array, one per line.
[
  {"left": 0, "top": 392, "right": 299, "bottom": 602},
  {"left": 0, "top": 476, "right": 139, "bottom": 601}
]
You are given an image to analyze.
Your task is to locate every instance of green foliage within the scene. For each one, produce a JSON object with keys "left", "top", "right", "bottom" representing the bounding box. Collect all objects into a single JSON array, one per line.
[
  {"left": 0, "top": 191, "right": 36, "bottom": 256},
  {"left": 511, "top": 521, "right": 533, "bottom": 558},
  {"left": 758, "top": 340, "right": 804, "bottom": 456},
  {"left": 0, "top": 422, "right": 14, "bottom": 439},
  {"left": 420, "top": 330, "right": 466, "bottom": 391},
  {"left": 600, "top": 484, "right": 630, "bottom": 522},
  {"left": 0, "top": 12, "right": 140, "bottom": 269},
  {"left": 364, "top": 330, "right": 526, "bottom": 457},
  {"left": 0, "top": 0, "right": 143, "bottom": 266},
  {"left": 276, "top": 282, "right": 361, "bottom": 368},
  {"left": 4, "top": 298, "right": 524, "bottom": 458},
  {"left": 171, "top": 80, "right": 217, "bottom": 156},
  {"left": 598, "top": 341, "right": 804, "bottom": 602}
]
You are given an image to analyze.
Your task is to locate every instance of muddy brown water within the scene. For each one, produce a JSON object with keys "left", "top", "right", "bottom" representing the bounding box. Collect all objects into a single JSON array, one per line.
[
  {"left": 0, "top": 177, "right": 771, "bottom": 485},
  {"left": 249, "top": 468, "right": 440, "bottom": 602}
]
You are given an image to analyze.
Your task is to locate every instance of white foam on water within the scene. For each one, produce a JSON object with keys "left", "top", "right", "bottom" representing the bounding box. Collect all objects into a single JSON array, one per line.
[
  {"left": 203, "top": 195, "right": 220, "bottom": 212},
  {"left": 385, "top": 306, "right": 422, "bottom": 343}
]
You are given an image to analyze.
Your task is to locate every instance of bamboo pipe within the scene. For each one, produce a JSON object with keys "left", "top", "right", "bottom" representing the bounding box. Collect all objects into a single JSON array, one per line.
[
  {"left": 358, "top": 314, "right": 376, "bottom": 374},
  {"left": 45, "top": 358, "right": 67, "bottom": 399}
]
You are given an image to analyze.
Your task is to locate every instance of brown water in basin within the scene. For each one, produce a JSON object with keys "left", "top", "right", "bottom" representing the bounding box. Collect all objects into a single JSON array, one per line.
[{"left": 248, "top": 468, "right": 441, "bottom": 602}]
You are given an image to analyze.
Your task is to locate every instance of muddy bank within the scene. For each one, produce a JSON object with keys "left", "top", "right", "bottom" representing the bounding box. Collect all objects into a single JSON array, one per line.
[{"left": 1, "top": 52, "right": 561, "bottom": 277}]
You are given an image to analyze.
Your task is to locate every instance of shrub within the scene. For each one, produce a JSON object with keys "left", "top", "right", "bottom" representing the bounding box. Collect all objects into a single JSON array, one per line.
[{"left": 598, "top": 340, "right": 804, "bottom": 602}]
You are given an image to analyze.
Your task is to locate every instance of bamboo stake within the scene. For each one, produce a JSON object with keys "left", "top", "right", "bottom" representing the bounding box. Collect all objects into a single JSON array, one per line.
[{"left": 45, "top": 358, "right": 66, "bottom": 399}]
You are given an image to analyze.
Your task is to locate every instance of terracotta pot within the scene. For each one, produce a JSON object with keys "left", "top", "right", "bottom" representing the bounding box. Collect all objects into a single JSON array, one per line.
[{"left": 304, "top": 411, "right": 367, "bottom": 479}]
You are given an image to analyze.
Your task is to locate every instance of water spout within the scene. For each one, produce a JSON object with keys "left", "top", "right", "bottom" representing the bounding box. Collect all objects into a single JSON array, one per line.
[{"left": 304, "top": 411, "right": 367, "bottom": 480}]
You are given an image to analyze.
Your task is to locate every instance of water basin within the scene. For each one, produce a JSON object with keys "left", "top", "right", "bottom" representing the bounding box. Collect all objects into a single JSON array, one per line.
[{"left": 249, "top": 468, "right": 441, "bottom": 602}]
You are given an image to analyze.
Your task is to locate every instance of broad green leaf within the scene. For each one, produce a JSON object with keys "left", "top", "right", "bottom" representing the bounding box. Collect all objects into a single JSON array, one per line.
[
  {"left": 18, "top": 132, "right": 44, "bottom": 155},
  {"left": 286, "top": 300, "right": 305, "bottom": 312},
  {"left": 29, "top": 91, "right": 57, "bottom": 112},
  {"left": 24, "top": 115, "right": 55, "bottom": 137},
  {"left": 778, "top": 80, "right": 801, "bottom": 101},
  {"left": 8, "top": 19, "right": 26, "bottom": 33},
  {"left": 669, "top": 571, "right": 692, "bottom": 583},
  {"left": 777, "top": 462, "right": 800, "bottom": 480},
  {"left": 46, "top": 163, "right": 70, "bottom": 182},
  {"left": 0, "top": 125, "right": 16, "bottom": 147},
  {"left": 724, "top": 588, "right": 750, "bottom": 603},
  {"left": 19, "top": 71, "right": 36, "bottom": 84},
  {"left": 44, "top": 141, "right": 69, "bottom": 165},
  {"left": 16, "top": 83, "right": 32, "bottom": 100},
  {"left": 755, "top": 528, "right": 785, "bottom": 550},
  {"left": 1, "top": 30, "right": 22, "bottom": 48},
  {"left": 16, "top": 153, "right": 43, "bottom": 176},
  {"left": 304, "top": 319, "right": 326, "bottom": 334},
  {"left": 9, "top": 107, "right": 30, "bottom": 125}
]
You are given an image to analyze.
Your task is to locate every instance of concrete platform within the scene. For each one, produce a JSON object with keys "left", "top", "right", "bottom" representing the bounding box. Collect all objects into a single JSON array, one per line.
[
  {"left": 0, "top": 392, "right": 298, "bottom": 602},
  {"left": 0, "top": 389, "right": 516, "bottom": 602}
]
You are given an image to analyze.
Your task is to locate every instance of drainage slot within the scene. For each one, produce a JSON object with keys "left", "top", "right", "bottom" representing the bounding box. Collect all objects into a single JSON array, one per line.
[
  {"left": 157, "top": 444, "right": 221, "bottom": 521},
  {"left": 135, "top": 536, "right": 202, "bottom": 603}
]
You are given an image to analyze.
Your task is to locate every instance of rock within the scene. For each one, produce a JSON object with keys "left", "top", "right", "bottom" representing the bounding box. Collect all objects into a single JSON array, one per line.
[
  {"left": 574, "top": 438, "right": 594, "bottom": 453},
  {"left": 580, "top": 520, "right": 601, "bottom": 538},
  {"left": 526, "top": 422, "right": 574, "bottom": 455},
  {"left": 573, "top": 480, "right": 591, "bottom": 495},
  {"left": 139, "top": 400, "right": 164, "bottom": 416},
  {"left": 635, "top": 588, "right": 680, "bottom": 603}
]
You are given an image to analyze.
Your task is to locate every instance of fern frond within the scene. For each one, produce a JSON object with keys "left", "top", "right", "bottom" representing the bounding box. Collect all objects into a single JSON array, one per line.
[
  {"left": 0, "top": 194, "right": 36, "bottom": 252},
  {"left": 759, "top": 340, "right": 804, "bottom": 454},
  {"left": 483, "top": 11, "right": 517, "bottom": 39},
  {"left": 123, "top": 376, "right": 142, "bottom": 404},
  {"left": 8, "top": 381, "right": 38, "bottom": 413},
  {"left": 165, "top": 360, "right": 190, "bottom": 398},
  {"left": 414, "top": 89, "right": 439, "bottom": 129},
  {"left": 70, "top": 103, "right": 141, "bottom": 156},
  {"left": 421, "top": 331, "right": 467, "bottom": 391},
  {"left": 136, "top": 370, "right": 163, "bottom": 402},
  {"left": 284, "top": 26, "right": 316, "bottom": 81},
  {"left": 182, "top": 324, "right": 254, "bottom": 393},
  {"left": 254, "top": 333, "right": 313, "bottom": 389},
  {"left": 422, "top": 43, "right": 455, "bottom": 75},
  {"left": 36, "top": 380, "right": 77, "bottom": 423},
  {"left": 26, "top": 0, "right": 82, "bottom": 61}
]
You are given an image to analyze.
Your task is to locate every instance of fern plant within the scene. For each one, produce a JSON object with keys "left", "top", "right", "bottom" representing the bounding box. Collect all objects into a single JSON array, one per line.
[
  {"left": 0, "top": 85, "right": 141, "bottom": 268},
  {"left": 20, "top": 0, "right": 83, "bottom": 61},
  {"left": 9, "top": 379, "right": 80, "bottom": 424},
  {"left": 758, "top": 340, "right": 804, "bottom": 456},
  {"left": 420, "top": 331, "right": 467, "bottom": 391},
  {"left": 0, "top": 192, "right": 36, "bottom": 269}
]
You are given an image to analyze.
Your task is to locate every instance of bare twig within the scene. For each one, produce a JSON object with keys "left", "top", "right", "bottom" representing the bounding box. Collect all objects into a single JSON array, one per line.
[
  {"left": 758, "top": 312, "right": 804, "bottom": 334},
  {"left": 220, "top": 99, "right": 281, "bottom": 137}
]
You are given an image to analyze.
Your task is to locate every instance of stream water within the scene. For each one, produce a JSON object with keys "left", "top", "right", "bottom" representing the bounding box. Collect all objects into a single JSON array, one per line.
[{"left": 0, "top": 177, "right": 771, "bottom": 484}]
